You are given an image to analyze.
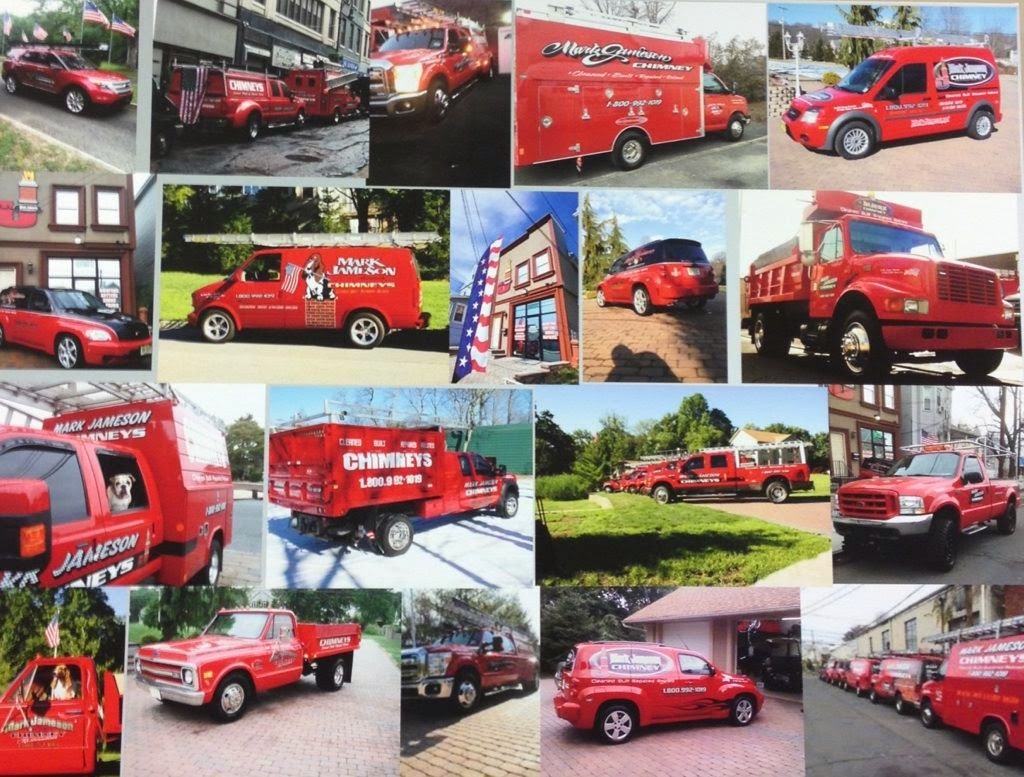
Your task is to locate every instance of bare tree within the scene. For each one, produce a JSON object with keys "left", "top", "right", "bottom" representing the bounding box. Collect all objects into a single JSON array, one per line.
[
  {"left": 971, "top": 386, "right": 1021, "bottom": 478},
  {"left": 583, "top": 0, "right": 674, "bottom": 23}
]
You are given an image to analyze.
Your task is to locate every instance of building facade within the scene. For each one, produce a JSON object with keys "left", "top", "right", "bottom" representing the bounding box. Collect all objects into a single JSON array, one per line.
[
  {"left": 828, "top": 384, "right": 900, "bottom": 481},
  {"left": 899, "top": 386, "right": 952, "bottom": 450},
  {"left": 153, "top": 0, "right": 241, "bottom": 84}
]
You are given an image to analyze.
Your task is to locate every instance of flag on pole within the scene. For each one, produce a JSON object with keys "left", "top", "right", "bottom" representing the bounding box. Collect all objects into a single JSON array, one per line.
[
  {"left": 921, "top": 430, "right": 940, "bottom": 445},
  {"left": 32, "top": 22, "right": 47, "bottom": 40},
  {"left": 452, "top": 237, "right": 503, "bottom": 382},
  {"left": 83, "top": 0, "right": 109, "bottom": 27},
  {"left": 62, "top": 28, "right": 73, "bottom": 42},
  {"left": 3, "top": 12, "right": 12, "bottom": 36},
  {"left": 44, "top": 614, "right": 60, "bottom": 649},
  {"left": 178, "top": 65, "right": 209, "bottom": 125},
  {"left": 110, "top": 14, "right": 134, "bottom": 37}
]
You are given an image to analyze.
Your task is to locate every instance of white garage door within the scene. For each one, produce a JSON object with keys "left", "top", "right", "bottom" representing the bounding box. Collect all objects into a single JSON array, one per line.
[{"left": 660, "top": 621, "right": 713, "bottom": 658}]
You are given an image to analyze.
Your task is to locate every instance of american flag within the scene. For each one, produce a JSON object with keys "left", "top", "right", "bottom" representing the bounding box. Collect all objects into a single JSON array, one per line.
[
  {"left": 281, "top": 263, "right": 300, "bottom": 294},
  {"left": 44, "top": 614, "right": 60, "bottom": 649},
  {"left": 3, "top": 12, "right": 11, "bottom": 37},
  {"left": 83, "top": 0, "right": 109, "bottom": 27},
  {"left": 178, "top": 66, "right": 209, "bottom": 125},
  {"left": 110, "top": 13, "right": 134, "bottom": 37},
  {"left": 921, "top": 430, "right": 940, "bottom": 444},
  {"left": 62, "top": 28, "right": 73, "bottom": 42},
  {"left": 452, "top": 237, "right": 503, "bottom": 382},
  {"left": 32, "top": 22, "right": 46, "bottom": 40}
]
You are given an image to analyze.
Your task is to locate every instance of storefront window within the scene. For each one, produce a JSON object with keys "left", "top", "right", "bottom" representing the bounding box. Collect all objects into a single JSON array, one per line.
[
  {"left": 48, "top": 258, "right": 122, "bottom": 309},
  {"left": 859, "top": 427, "right": 894, "bottom": 460},
  {"left": 512, "top": 297, "right": 560, "bottom": 362}
]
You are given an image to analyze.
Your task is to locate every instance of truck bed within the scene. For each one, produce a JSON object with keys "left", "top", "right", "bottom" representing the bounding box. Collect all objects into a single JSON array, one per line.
[{"left": 296, "top": 622, "right": 362, "bottom": 659}]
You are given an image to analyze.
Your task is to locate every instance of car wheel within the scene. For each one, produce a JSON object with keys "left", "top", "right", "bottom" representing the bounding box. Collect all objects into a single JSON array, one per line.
[
  {"left": 869, "top": 689, "right": 879, "bottom": 704},
  {"left": 521, "top": 668, "right": 539, "bottom": 694},
  {"left": 376, "top": 514, "right": 413, "bottom": 557},
  {"left": 983, "top": 721, "right": 1012, "bottom": 763},
  {"left": 685, "top": 297, "right": 708, "bottom": 310},
  {"left": 967, "top": 110, "right": 994, "bottom": 140},
  {"left": 294, "top": 110, "right": 306, "bottom": 129},
  {"left": 596, "top": 288, "right": 606, "bottom": 307},
  {"left": 611, "top": 130, "right": 648, "bottom": 170},
  {"left": 764, "top": 479, "right": 790, "bottom": 504},
  {"left": 500, "top": 486, "right": 519, "bottom": 518},
  {"left": 631, "top": 286, "right": 652, "bottom": 316},
  {"left": 925, "top": 515, "right": 958, "bottom": 572},
  {"left": 997, "top": 502, "right": 1017, "bottom": 535},
  {"left": 194, "top": 537, "right": 222, "bottom": 586},
  {"left": 833, "top": 309, "right": 890, "bottom": 380},
  {"left": 451, "top": 672, "right": 481, "bottom": 714},
  {"left": 4, "top": 75, "right": 18, "bottom": 95},
  {"left": 55, "top": 334, "right": 83, "bottom": 369},
  {"left": 834, "top": 121, "right": 875, "bottom": 159},
  {"left": 730, "top": 695, "right": 756, "bottom": 726},
  {"left": 210, "top": 673, "right": 251, "bottom": 723},
  {"left": 920, "top": 700, "right": 941, "bottom": 729},
  {"left": 315, "top": 657, "right": 346, "bottom": 691},
  {"left": 245, "top": 112, "right": 261, "bottom": 142},
  {"left": 652, "top": 485, "right": 672, "bottom": 505},
  {"left": 64, "top": 87, "right": 88, "bottom": 114},
  {"left": 153, "top": 129, "right": 172, "bottom": 157},
  {"left": 955, "top": 350, "right": 1003, "bottom": 377},
  {"left": 428, "top": 80, "right": 450, "bottom": 123},
  {"left": 725, "top": 113, "right": 746, "bottom": 141},
  {"left": 347, "top": 311, "right": 386, "bottom": 348},
  {"left": 597, "top": 704, "right": 636, "bottom": 744},
  {"left": 200, "top": 310, "right": 236, "bottom": 343},
  {"left": 332, "top": 107, "right": 342, "bottom": 125},
  {"left": 895, "top": 694, "right": 908, "bottom": 715}
]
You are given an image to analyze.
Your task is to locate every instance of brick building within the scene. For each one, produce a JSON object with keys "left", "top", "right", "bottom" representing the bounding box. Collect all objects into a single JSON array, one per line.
[{"left": 827, "top": 384, "right": 900, "bottom": 481}]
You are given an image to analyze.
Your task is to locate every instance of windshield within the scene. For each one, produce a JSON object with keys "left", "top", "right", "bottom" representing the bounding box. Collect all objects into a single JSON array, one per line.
[
  {"left": 204, "top": 612, "right": 269, "bottom": 639},
  {"left": 886, "top": 452, "right": 960, "bottom": 478},
  {"left": 379, "top": 29, "right": 446, "bottom": 52},
  {"left": 56, "top": 52, "right": 96, "bottom": 70},
  {"left": 661, "top": 239, "right": 709, "bottom": 264},
  {"left": 848, "top": 220, "right": 944, "bottom": 259},
  {"left": 836, "top": 56, "right": 894, "bottom": 94},
  {"left": 50, "top": 289, "right": 111, "bottom": 313},
  {"left": 435, "top": 630, "right": 483, "bottom": 646}
]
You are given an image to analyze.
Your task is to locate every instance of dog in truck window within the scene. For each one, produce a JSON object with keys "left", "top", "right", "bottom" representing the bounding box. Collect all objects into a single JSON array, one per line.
[
  {"left": 303, "top": 253, "right": 336, "bottom": 301},
  {"left": 107, "top": 473, "right": 135, "bottom": 512}
]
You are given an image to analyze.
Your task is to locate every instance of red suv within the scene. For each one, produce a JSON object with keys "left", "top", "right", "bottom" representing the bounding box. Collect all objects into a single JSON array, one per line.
[
  {"left": 2, "top": 46, "right": 132, "bottom": 114},
  {"left": 596, "top": 238, "right": 718, "bottom": 316}
]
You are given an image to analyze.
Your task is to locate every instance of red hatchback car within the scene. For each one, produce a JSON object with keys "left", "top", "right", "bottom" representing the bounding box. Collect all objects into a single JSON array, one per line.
[
  {"left": 2, "top": 46, "right": 132, "bottom": 114},
  {"left": 596, "top": 238, "right": 718, "bottom": 316}
]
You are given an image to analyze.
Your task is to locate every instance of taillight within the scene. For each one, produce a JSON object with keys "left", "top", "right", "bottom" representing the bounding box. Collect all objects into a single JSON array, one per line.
[{"left": 20, "top": 524, "right": 45, "bottom": 557}]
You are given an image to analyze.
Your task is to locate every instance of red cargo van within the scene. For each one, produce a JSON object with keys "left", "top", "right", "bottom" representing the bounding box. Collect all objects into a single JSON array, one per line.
[
  {"left": 515, "top": 6, "right": 750, "bottom": 170},
  {"left": 845, "top": 657, "right": 880, "bottom": 696},
  {"left": 596, "top": 238, "right": 718, "bottom": 314}
]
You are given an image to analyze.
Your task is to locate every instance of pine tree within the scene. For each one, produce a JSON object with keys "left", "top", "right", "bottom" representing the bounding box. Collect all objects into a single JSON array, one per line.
[{"left": 836, "top": 5, "right": 883, "bottom": 69}]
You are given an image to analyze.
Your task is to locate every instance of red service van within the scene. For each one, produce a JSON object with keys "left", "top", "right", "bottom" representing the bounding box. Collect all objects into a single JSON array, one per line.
[
  {"left": 844, "top": 657, "right": 880, "bottom": 696},
  {"left": 284, "top": 67, "right": 362, "bottom": 123},
  {"left": 870, "top": 654, "right": 943, "bottom": 713},
  {"left": 596, "top": 238, "right": 718, "bottom": 315},
  {"left": 515, "top": 6, "right": 750, "bottom": 170}
]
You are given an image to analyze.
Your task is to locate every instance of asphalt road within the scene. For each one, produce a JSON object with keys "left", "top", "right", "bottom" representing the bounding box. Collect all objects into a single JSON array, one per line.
[
  {"left": 0, "top": 88, "right": 135, "bottom": 171},
  {"left": 155, "top": 116, "right": 369, "bottom": 177},
  {"left": 832, "top": 504, "right": 1024, "bottom": 584},
  {"left": 804, "top": 672, "right": 1016, "bottom": 776},
  {"left": 369, "top": 74, "right": 511, "bottom": 188},
  {"left": 514, "top": 120, "right": 768, "bottom": 189}
]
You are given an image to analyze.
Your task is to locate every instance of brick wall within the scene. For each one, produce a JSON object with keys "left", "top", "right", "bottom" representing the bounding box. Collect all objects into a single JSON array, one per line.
[
  {"left": 1004, "top": 586, "right": 1024, "bottom": 618},
  {"left": 305, "top": 299, "right": 336, "bottom": 328}
]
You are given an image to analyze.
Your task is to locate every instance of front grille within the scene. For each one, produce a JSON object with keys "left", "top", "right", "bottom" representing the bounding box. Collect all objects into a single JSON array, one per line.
[
  {"left": 120, "top": 322, "right": 150, "bottom": 341},
  {"left": 786, "top": 107, "right": 800, "bottom": 120},
  {"left": 109, "top": 81, "right": 132, "bottom": 95},
  {"left": 937, "top": 263, "right": 997, "bottom": 306},
  {"left": 139, "top": 657, "right": 185, "bottom": 686},
  {"left": 838, "top": 491, "right": 895, "bottom": 519}
]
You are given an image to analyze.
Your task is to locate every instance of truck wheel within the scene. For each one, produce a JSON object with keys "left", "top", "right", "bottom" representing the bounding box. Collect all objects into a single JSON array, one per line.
[
  {"left": 833, "top": 309, "right": 890, "bottom": 379},
  {"left": 64, "top": 86, "right": 88, "bottom": 115},
  {"left": 200, "top": 309, "right": 236, "bottom": 343},
  {"left": 751, "top": 312, "right": 790, "bottom": 357},
  {"left": 596, "top": 703, "right": 636, "bottom": 744},
  {"left": 869, "top": 688, "right": 879, "bottom": 704},
  {"left": 997, "top": 502, "right": 1017, "bottom": 535},
  {"left": 315, "top": 657, "right": 346, "bottom": 691},
  {"left": 842, "top": 537, "right": 867, "bottom": 558},
  {"left": 894, "top": 694, "right": 909, "bottom": 715},
  {"left": 920, "top": 700, "right": 941, "bottom": 728},
  {"left": 55, "top": 334, "right": 84, "bottom": 369},
  {"left": 834, "top": 121, "right": 875, "bottom": 159},
  {"left": 925, "top": 515, "right": 958, "bottom": 572},
  {"left": 451, "top": 672, "right": 480, "bottom": 714},
  {"left": 612, "top": 130, "right": 648, "bottom": 170},
  {"left": 0, "top": 323, "right": 6, "bottom": 347},
  {"left": 377, "top": 514, "right": 413, "bottom": 557},
  {"left": 724, "top": 113, "right": 746, "bottom": 141},
  {"left": 244, "top": 112, "right": 261, "bottom": 142},
  {"left": 521, "top": 668, "right": 539, "bottom": 694},
  {"left": 210, "top": 673, "right": 251, "bottom": 723},
  {"left": 293, "top": 110, "right": 306, "bottom": 130},
  {"left": 332, "top": 107, "right": 342, "bottom": 125},
  {"left": 652, "top": 485, "right": 673, "bottom": 505},
  {"left": 730, "top": 695, "right": 757, "bottom": 726},
  {"left": 427, "top": 80, "right": 450, "bottom": 123},
  {"left": 955, "top": 350, "right": 1003, "bottom": 377},
  {"left": 603, "top": 485, "right": 613, "bottom": 492},
  {"left": 967, "top": 109, "right": 994, "bottom": 140},
  {"left": 631, "top": 285, "right": 652, "bottom": 316},
  {"left": 983, "top": 721, "right": 1012, "bottom": 764},
  {"left": 596, "top": 288, "right": 606, "bottom": 307},
  {"left": 347, "top": 311, "right": 386, "bottom": 348},
  {"left": 195, "top": 537, "right": 223, "bottom": 586},
  {"left": 4, "top": 75, "right": 18, "bottom": 94},
  {"left": 764, "top": 479, "right": 790, "bottom": 504},
  {"left": 500, "top": 487, "right": 519, "bottom": 518}
]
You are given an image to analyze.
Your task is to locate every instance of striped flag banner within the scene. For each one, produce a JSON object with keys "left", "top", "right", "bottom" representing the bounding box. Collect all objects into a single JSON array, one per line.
[
  {"left": 281, "top": 263, "right": 300, "bottom": 295},
  {"left": 83, "top": 0, "right": 110, "bottom": 27},
  {"left": 178, "top": 66, "right": 209, "bottom": 125},
  {"left": 452, "top": 237, "right": 503, "bottom": 382},
  {"left": 45, "top": 614, "right": 60, "bottom": 649},
  {"left": 921, "top": 430, "right": 940, "bottom": 444},
  {"left": 3, "top": 12, "right": 12, "bottom": 37},
  {"left": 32, "top": 22, "right": 47, "bottom": 40},
  {"left": 110, "top": 13, "right": 134, "bottom": 37}
]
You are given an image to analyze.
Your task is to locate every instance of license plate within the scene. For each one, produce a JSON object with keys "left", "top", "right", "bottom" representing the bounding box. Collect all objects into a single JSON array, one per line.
[
  {"left": 149, "top": 686, "right": 161, "bottom": 701},
  {"left": 140, "top": 345, "right": 152, "bottom": 356}
]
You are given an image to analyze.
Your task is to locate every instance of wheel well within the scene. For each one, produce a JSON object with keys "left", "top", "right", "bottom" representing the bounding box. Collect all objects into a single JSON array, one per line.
[
  {"left": 651, "top": 481, "right": 672, "bottom": 493},
  {"left": 429, "top": 74, "right": 449, "bottom": 91},
  {"left": 967, "top": 101, "right": 996, "bottom": 125},
  {"left": 595, "top": 698, "right": 639, "bottom": 726},
  {"left": 832, "top": 292, "right": 876, "bottom": 329},
  {"left": 345, "top": 308, "right": 389, "bottom": 329},
  {"left": 613, "top": 126, "right": 651, "bottom": 149},
  {"left": 219, "top": 668, "right": 255, "bottom": 693},
  {"left": 828, "top": 112, "right": 880, "bottom": 145},
  {"left": 981, "top": 715, "right": 1008, "bottom": 734},
  {"left": 454, "top": 665, "right": 480, "bottom": 684},
  {"left": 763, "top": 476, "right": 788, "bottom": 491},
  {"left": 631, "top": 282, "right": 649, "bottom": 295},
  {"left": 53, "top": 331, "right": 80, "bottom": 351},
  {"left": 201, "top": 306, "right": 239, "bottom": 329},
  {"left": 934, "top": 504, "right": 962, "bottom": 531}
]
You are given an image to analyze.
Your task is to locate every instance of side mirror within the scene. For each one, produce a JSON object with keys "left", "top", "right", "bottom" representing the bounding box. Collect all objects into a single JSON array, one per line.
[
  {"left": 963, "top": 470, "right": 984, "bottom": 485},
  {"left": 878, "top": 86, "right": 897, "bottom": 101},
  {"left": 497, "top": 464, "right": 507, "bottom": 476},
  {"left": 0, "top": 480, "right": 52, "bottom": 571},
  {"left": 798, "top": 222, "right": 817, "bottom": 266}
]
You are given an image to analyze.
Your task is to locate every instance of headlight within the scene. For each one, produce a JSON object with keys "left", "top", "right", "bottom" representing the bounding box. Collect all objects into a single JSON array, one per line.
[
  {"left": 181, "top": 667, "right": 195, "bottom": 686},
  {"left": 392, "top": 63, "right": 423, "bottom": 94},
  {"left": 903, "top": 299, "right": 929, "bottom": 314},
  {"left": 800, "top": 108, "right": 820, "bottom": 124},
  {"left": 426, "top": 651, "right": 451, "bottom": 676},
  {"left": 899, "top": 496, "right": 925, "bottom": 515},
  {"left": 1003, "top": 305, "right": 1015, "bottom": 321},
  {"left": 84, "top": 328, "right": 112, "bottom": 342}
]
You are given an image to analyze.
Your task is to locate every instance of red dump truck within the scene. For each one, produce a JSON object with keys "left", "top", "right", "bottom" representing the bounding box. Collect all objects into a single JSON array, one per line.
[
  {"left": 0, "top": 384, "right": 232, "bottom": 588},
  {"left": 268, "top": 420, "right": 520, "bottom": 556},
  {"left": 745, "top": 190, "right": 1017, "bottom": 379}
]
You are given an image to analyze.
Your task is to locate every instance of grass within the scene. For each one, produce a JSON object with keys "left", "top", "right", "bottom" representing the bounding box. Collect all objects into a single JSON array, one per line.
[
  {"left": 0, "top": 117, "right": 99, "bottom": 171},
  {"left": 788, "top": 473, "right": 832, "bottom": 501},
  {"left": 365, "top": 633, "right": 401, "bottom": 666},
  {"left": 97, "top": 62, "right": 138, "bottom": 107},
  {"left": 539, "top": 492, "right": 831, "bottom": 586},
  {"left": 160, "top": 272, "right": 448, "bottom": 330},
  {"left": 128, "top": 622, "right": 163, "bottom": 644}
]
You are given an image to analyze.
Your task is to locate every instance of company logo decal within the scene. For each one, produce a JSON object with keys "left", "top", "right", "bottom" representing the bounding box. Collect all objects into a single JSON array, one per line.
[
  {"left": 590, "top": 647, "right": 673, "bottom": 676},
  {"left": 330, "top": 257, "right": 397, "bottom": 277},
  {"left": 3, "top": 717, "right": 75, "bottom": 735},
  {"left": 320, "top": 636, "right": 353, "bottom": 648},
  {"left": 0, "top": 570, "right": 41, "bottom": 588},
  {"left": 803, "top": 91, "right": 833, "bottom": 102},
  {"left": 541, "top": 41, "right": 691, "bottom": 71},
  {"left": 853, "top": 198, "right": 892, "bottom": 219},
  {"left": 52, "top": 533, "right": 140, "bottom": 579},
  {"left": 342, "top": 451, "right": 433, "bottom": 470},
  {"left": 227, "top": 79, "right": 266, "bottom": 94},
  {"left": 50, "top": 410, "right": 153, "bottom": 436},
  {"left": 935, "top": 58, "right": 996, "bottom": 90}
]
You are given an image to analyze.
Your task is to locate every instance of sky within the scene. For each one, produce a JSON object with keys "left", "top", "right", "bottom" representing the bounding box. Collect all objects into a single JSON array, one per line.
[
  {"left": 767, "top": 4, "right": 1018, "bottom": 36},
  {"left": 176, "top": 384, "right": 266, "bottom": 427},
  {"left": 586, "top": 189, "right": 727, "bottom": 260},
  {"left": 450, "top": 190, "right": 579, "bottom": 293},
  {"left": 801, "top": 585, "right": 943, "bottom": 646},
  {"left": 738, "top": 190, "right": 1020, "bottom": 268},
  {"left": 950, "top": 386, "right": 1022, "bottom": 433},
  {"left": 104, "top": 587, "right": 129, "bottom": 620},
  {"left": 535, "top": 384, "right": 828, "bottom": 434}
]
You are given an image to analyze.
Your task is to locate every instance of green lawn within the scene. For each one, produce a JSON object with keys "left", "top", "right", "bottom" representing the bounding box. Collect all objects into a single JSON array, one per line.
[
  {"left": 365, "top": 633, "right": 401, "bottom": 666},
  {"left": 128, "top": 622, "right": 163, "bottom": 644},
  {"left": 789, "top": 473, "right": 832, "bottom": 501},
  {"left": 160, "top": 272, "right": 448, "bottom": 330},
  {"left": 539, "top": 492, "right": 831, "bottom": 586},
  {"left": 0, "top": 117, "right": 99, "bottom": 171}
]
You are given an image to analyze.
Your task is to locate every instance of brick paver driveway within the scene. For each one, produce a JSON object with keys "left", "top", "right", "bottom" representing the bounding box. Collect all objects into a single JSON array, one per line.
[
  {"left": 582, "top": 295, "right": 726, "bottom": 383},
  {"left": 540, "top": 679, "right": 804, "bottom": 777},
  {"left": 401, "top": 690, "right": 540, "bottom": 777},
  {"left": 121, "top": 637, "right": 399, "bottom": 777}
]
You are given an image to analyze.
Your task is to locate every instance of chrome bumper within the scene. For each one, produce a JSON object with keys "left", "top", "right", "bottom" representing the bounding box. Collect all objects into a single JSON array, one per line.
[
  {"left": 833, "top": 512, "right": 934, "bottom": 537},
  {"left": 134, "top": 672, "right": 205, "bottom": 706},
  {"left": 401, "top": 676, "right": 454, "bottom": 699}
]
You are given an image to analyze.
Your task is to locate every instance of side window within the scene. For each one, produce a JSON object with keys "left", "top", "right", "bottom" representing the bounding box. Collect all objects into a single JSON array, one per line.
[
  {"left": 458, "top": 455, "right": 472, "bottom": 477},
  {"left": 819, "top": 225, "right": 843, "bottom": 263},
  {"left": 501, "top": 635, "right": 516, "bottom": 653},
  {"left": 884, "top": 63, "right": 928, "bottom": 96},
  {"left": 472, "top": 453, "right": 496, "bottom": 476},
  {"left": 607, "top": 258, "right": 623, "bottom": 275},
  {"left": 270, "top": 615, "right": 294, "bottom": 640},
  {"left": 683, "top": 456, "right": 705, "bottom": 472},
  {"left": 0, "top": 444, "right": 89, "bottom": 525},
  {"left": 28, "top": 291, "right": 51, "bottom": 312},
  {"left": 96, "top": 452, "right": 149, "bottom": 513},
  {"left": 678, "top": 654, "right": 713, "bottom": 676},
  {"left": 243, "top": 253, "right": 282, "bottom": 282},
  {"left": 270, "top": 81, "right": 282, "bottom": 97},
  {"left": 702, "top": 72, "right": 728, "bottom": 94},
  {"left": 963, "top": 456, "right": 983, "bottom": 479},
  {"left": 709, "top": 454, "right": 728, "bottom": 468}
]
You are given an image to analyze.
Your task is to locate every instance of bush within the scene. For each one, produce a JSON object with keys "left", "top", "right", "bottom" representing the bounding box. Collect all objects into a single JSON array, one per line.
[
  {"left": 821, "top": 72, "right": 841, "bottom": 86},
  {"left": 537, "top": 474, "right": 590, "bottom": 501}
]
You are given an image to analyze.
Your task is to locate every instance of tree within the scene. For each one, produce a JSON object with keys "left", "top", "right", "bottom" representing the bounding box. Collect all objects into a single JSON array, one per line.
[
  {"left": 141, "top": 588, "right": 250, "bottom": 641},
  {"left": 604, "top": 216, "right": 629, "bottom": 266},
  {"left": 583, "top": 0, "right": 673, "bottom": 23},
  {"left": 581, "top": 195, "right": 607, "bottom": 291},
  {"left": 707, "top": 35, "right": 767, "bottom": 104},
  {"left": 836, "top": 5, "right": 883, "bottom": 69},
  {"left": 768, "top": 28, "right": 784, "bottom": 59},
  {"left": 225, "top": 415, "right": 264, "bottom": 482},
  {"left": 535, "top": 410, "right": 577, "bottom": 475},
  {"left": 270, "top": 590, "right": 400, "bottom": 627},
  {"left": 406, "top": 590, "right": 537, "bottom": 647},
  {"left": 890, "top": 5, "right": 922, "bottom": 32}
]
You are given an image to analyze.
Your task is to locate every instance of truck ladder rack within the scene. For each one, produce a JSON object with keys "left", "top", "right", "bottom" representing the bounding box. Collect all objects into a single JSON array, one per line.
[
  {"left": 926, "top": 615, "right": 1024, "bottom": 645},
  {"left": 184, "top": 232, "right": 443, "bottom": 248},
  {"left": 273, "top": 399, "right": 463, "bottom": 433},
  {"left": 900, "top": 436, "right": 1014, "bottom": 460},
  {"left": 820, "top": 22, "right": 987, "bottom": 47},
  {"left": 519, "top": 4, "right": 694, "bottom": 42}
]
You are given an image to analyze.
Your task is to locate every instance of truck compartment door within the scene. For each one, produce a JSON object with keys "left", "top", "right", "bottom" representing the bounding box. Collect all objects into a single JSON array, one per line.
[{"left": 536, "top": 84, "right": 582, "bottom": 162}]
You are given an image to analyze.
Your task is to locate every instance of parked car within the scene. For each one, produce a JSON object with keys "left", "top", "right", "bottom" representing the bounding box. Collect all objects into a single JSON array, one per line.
[
  {"left": 597, "top": 238, "right": 717, "bottom": 315},
  {"left": 2, "top": 45, "right": 132, "bottom": 114}
]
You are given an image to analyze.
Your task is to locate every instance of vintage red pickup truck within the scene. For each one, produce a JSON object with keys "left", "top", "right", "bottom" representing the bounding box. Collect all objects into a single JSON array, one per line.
[
  {"left": 554, "top": 641, "right": 763, "bottom": 744},
  {"left": 269, "top": 419, "right": 519, "bottom": 556},
  {"left": 833, "top": 440, "right": 1018, "bottom": 570},
  {"left": 402, "top": 626, "right": 538, "bottom": 713},
  {"left": 135, "top": 608, "right": 361, "bottom": 723},
  {"left": 0, "top": 384, "right": 232, "bottom": 588},
  {"left": 0, "top": 655, "right": 122, "bottom": 775}
]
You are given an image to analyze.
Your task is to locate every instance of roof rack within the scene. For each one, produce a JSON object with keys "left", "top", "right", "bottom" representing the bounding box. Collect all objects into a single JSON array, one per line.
[
  {"left": 272, "top": 399, "right": 461, "bottom": 433},
  {"left": 926, "top": 615, "right": 1024, "bottom": 645},
  {"left": 431, "top": 596, "right": 535, "bottom": 647},
  {"left": 184, "top": 232, "right": 443, "bottom": 248},
  {"left": 820, "top": 22, "right": 988, "bottom": 47},
  {"left": 633, "top": 440, "right": 810, "bottom": 466},
  {"left": 899, "top": 436, "right": 1014, "bottom": 459},
  {"left": 518, "top": 3, "right": 693, "bottom": 41}
]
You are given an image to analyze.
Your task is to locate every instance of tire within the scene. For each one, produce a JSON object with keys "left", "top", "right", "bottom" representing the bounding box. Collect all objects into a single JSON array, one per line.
[
  {"left": 450, "top": 671, "right": 480, "bottom": 714},
  {"left": 920, "top": 700, "right": 941, "bottom": 729},
  {"left": 894, "top": 694, "right": 909, "bottom": 715},
  {"left": 244, "top": 112, "right": 261, "bottom": 142},
  {"left": 751, "top": 311, "right": 791, "bottom": 357},
  {"left": 967, "top": 109, "right": 995, "bottom": 140},
  {"left": 631, "top": 286, "right": 652, "bottom": 316},
  {"left": 153, "top": 129, "right": 172, "bottom": 158},
  {"left": 842, "top": 537, "right": 867, "bottom": 558},
  {"left": 0, "top": 322, "right": 5, "bottom": 347},
  {"left": 347, "top": 311, "right": 386, "bottom": 348},
  {"left": 482, "top": 58, "right": 495, "bottom": 80},
  {"left": 194, "top": 537, "right": 222, "bottom": 586},
  {"left": 869, "top": 689, "right": 879, "bottom": 704},
  {"left": 925, "top": 515, "right": 958, "bottom": 572},
  {"left": 64, "top": 86, "right": 87, "bottom": 115},
  {"left": 685, "top": 297, "right": 708, "bottom": 310},
  {"left": 521, "top": 669, "right": 539, "bottom": 694},
  {"left": 315, "top": 657, "right": 346, "bottom": 691},
  {"left": 200, "top": 309, "right": 236, "bottom": 343},
  {"left": 596, "top": 703, "right": 636, "bottom": 744},
  {"left": 332, "top": 107, "right": 342, "bottom": 125},
  {"left": 377, "top": 514, "right": 413, "bottom": 557},
  {"left": 596, "top": 288, "right": 606, "bottom": 307},
  {"left": 834, "top": 121, "right": 875, "bottom": 160},
  {"left": 652, "top": 485, "right": 672, "bottom": 505},
  {"left": 611, "top": 130, "right": 648, "bottom": 171},
  {"left": 832, "top": 308, "right": 890, "bottom": 380},
  {"left": 855, "top": 686, "right": 864, "bottom": 698},
  {"left": 724, "top": 113, "right": 746, "bottom": 141},
  {"left": 764, "top": 479, "right": 790, "bottom": 504},
  {"left": 983, "top": 721, "right": 1012, "bottom": 764},
  {"left": 997, "top": 502, "right": 1017, "bottom": 535},
  {"left": 499, "top": 486, "right": 519, "bottom": 518},
  {"left": 210, "top": 673, "right": 251, "bottom": 723},
  {"left": 604, "top": 485, "right": 613, "bottom": 493},
  {"left": 55, "top": 334, "right": 84, "bottom": 369},
  {"left": 955, "top": 350, "right": 1003, "bottom": 377},
  {"left": 427, "top": 80, "right": 450, "bottom": 123},
  {"left": 5, "top": 75, "right": 18, "bottom": 95},
  {"left": 293, "top": 110, "right": 306, "bottom": 130},
  {"left": 730, "top": 695, "right": 756, "bottom": 726}
]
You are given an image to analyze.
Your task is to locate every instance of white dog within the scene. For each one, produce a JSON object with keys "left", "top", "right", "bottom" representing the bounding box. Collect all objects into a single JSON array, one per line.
[{"left": 107, "top": 474, "right": 134, "bottom": 512}]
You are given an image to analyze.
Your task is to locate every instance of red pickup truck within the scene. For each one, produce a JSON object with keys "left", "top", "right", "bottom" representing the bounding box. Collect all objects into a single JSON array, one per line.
[
  {"left": 596, "top": 238, "right": 718, "bottom": 315},
  {"left": 269, "top": 421, "right": 519, "bottom": 556},
  {"left": 554, "top": 641, "right": 763, "bottom": 744},
  {"left": 402, "top": 627, "right": 538, "bottom": 713},
  {"left": 0, "top": 286, "right": 151, "bottom": 369},
  {"left": 0, "top": 655, "right": 122, "bottom": 775},
  {"left": 0, "top": 386, "right": 232, "bottom": 588},
  {"left": 135, "top": 608, "right": 361, "bottom": 723},
  {"left": 2, "top": 45, "right": 133, "bottom": 114},
  {"left": 833, "top": 441, "right": 1019, "bottom": 570}
]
